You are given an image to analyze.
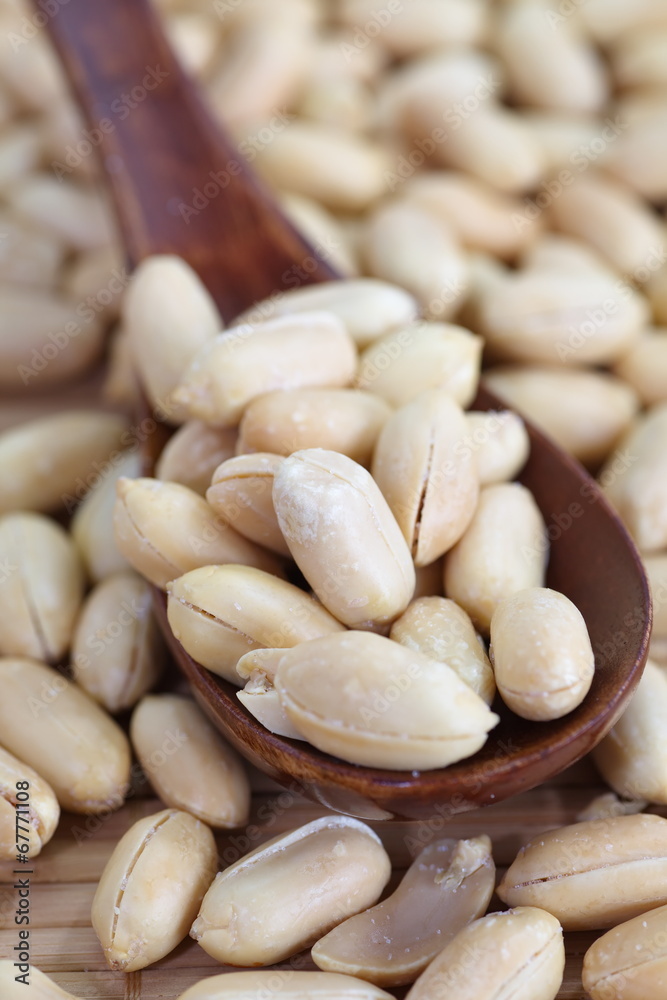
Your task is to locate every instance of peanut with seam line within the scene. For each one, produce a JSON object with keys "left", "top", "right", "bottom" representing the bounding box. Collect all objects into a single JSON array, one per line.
[
  {"left": 113, "top": 476, "right": 283, "bottom": 589},
  {"left": 0, "top": 746, "right": 59, "bottom": 860},
  {"left": 166, "top": 563, "right": 344, "bottom": 684},
  {"left": 206, "top": 452, "right": 291, "bottom": 557},
  {"left": 498, "top": 813, "right": 667, "bottom": 929},
  {"left": 92, "top": 808, "right": 217, "bottom": 972},
  {"left": 190, "top": 815, "right": 391, "bottom": 967}
]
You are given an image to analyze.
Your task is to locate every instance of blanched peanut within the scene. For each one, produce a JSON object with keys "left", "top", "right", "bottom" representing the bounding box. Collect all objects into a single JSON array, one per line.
[
  {"left": 612, "top": 327, "right": 667, "bottom": 406},
  {"left": 380, "top": 49, "right": 504, "bottom": 140},
  {"left": 443, "top": 484, "right": 547, "bottom": 635},
  {"left": 0, "top": 746, "right": 59, "bottom": 861},
  {"left": 549, "top": 171, "right": 665, "bottom": 276},
  {"left": 404, "top": 171, "right": 538, "bottom": 261},
  {"left": 71, "top": 448, "right": 142, "bottom": 582},
  {"left": 0, "top": 287, "right": 104, "bottom": 389},
  {"left": 390, "top": 597, "right": 495, "bottom": 705},
  {"left": 485, "top": 366, "right": 639, "bottom": 465},
  {"left": 298, "top": 72, "right": 374, "bottom": 133},
  {"left": 174, "top": 313, "right": 357, "bottom": 427},
  {"left": 341, "top": 0, "right": 486, "bottom": 56},
  {"left": 0, "top": 212, "right": 64, "bottom": 289},
  {"left": 164, "top": 12, "right": 221, "bottom": 77},
  {"left": 593, "top": 660, "right": 667, "bottom": 803},
  {"left": 431, "top": 107, "right": 546, "bottom": 194},
  {"left": 167, "top": 564, "right": 344, "bottom": 684},
  {"left": 237, "top": 670, "right": 306, "bottom": 741},
  {"left": 465, "top": 410, "right": 529, "bottom": 485},
  {"left": 113, "top": 477, "right": 282, "bottom": 590},
  {"left": 130, "top": 695, "right": 250, "bottom": 829},
  {"left": 280, "top": 193, "right": 359, "bottom": 277},
  {"left": 0, "top": 15, "right": 69, "bottom": 110},
  {"left": 0, "top": 512, "right": 84, "bottom": 663},
  {"left": 495, "top": 0, "right": 608, "bottom": 113},
  {"left": 92, "top": 809, "right": 217, "bottom": 971},
  {"left": 71, "top": 571, "right": 163, "bottom": 713},
  {"left": 0, "top": 410, "right": 127, "bottom": 517},
  {"left": 312, "top": 836, "right": 495, "bottom": 987},
  {"left": 177, "top": 971, "right": 394, "bottom": 1000},
  {"left": 0, "top": 123, "right": 42, "bottom": 189},
  {"left": 406, "top": 907, "right": 564, "bottom": 1000},
  {"left": 155, "top": 421, "right": 237, "bottom": 495},
  {"left": 583, "top": 902, "right": 667, "bottom": 1000},
  {"left": 191, "top": 816, "right": 391, "bottom": 966},
  {"left": 8, "top": 175, "right": 113, "bottom": 251},
  {"left": 61, "top": 244, "right": 126, "bottom": 320},
  {"left": 600, "top": 403, "right": 667, "bottom": 552},
  {"left": 481, "top": 268, "right": 646, "bottom": 366},
  {"left": 372, "top": 390, "right": 479, "bottom": 565},
  {"left": 0, "top": 657, "right": 131, "bottom": 814},
  {"left": 577, "top": 792, "right": 648, "bottom": 823},
  {"left": 273, "top": 449, "right": 415, "bottom": 629},
  {"left": 103, "top": 326, "right": 139, "bottom": 410},
  {"left": 520, "top": 233, "right": 613, "bottom": 277},
  {"left": 208, "top": 10, "right": 313, "bottom": 127},
  {"left": 356, "top": 322, "right": 482, "bottom": 410},
  {"left": 252, "top": 121, "right": 390, "bottom": 212},
  {"left": 206, "top": 453, "right": 290, "bottom": 556},
  {"left": 235, "top": 647, "right": 284, "bottom": 684},
  {"left": 123, "top": 255, "right": 222, "bottom": 422},
  {"left": 0, "top": 962, "right": 81, "bottom": 999},
  {"left": 498, "top": 813, "right": 667, "bottom": 929},
  {"left": 274, "top": 632, "right": 498, "bottom": 770},
  {"left": 604, "top": 105, "right": 667, "bottom": 201},
  {"left": 580, "top": 0, "right": 667, "bottom": 44},
  {"left": 361, "top": 199, "right": 469, "bottom": 320},
  {"left": 490, "top": 587, "right": 595, "bottom": 721},
  {"left": 610, "top": 26, "right": 667, "bottom": 89},
  {"left": 235, "top": 278, "right": 418, "bottom": 349},
  {"left": 237, "top": 388, "right": 391, "bottom": 465}
]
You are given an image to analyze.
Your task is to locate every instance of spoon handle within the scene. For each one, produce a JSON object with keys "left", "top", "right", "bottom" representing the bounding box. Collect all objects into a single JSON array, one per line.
[{"left": 44, "top": 0, "right": 337, "bottom": 319}]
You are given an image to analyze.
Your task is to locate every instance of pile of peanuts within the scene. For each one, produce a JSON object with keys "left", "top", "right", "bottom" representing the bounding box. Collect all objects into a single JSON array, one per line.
[
  {"left": 1, "top": 0, "right": 667, "bottom": 997},
  {"left": 111, "top": 255, "right": 599, "bottom": 771}
]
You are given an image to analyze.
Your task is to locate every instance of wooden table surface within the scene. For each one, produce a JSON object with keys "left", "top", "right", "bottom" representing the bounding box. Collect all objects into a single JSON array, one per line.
[{"left": 1, "top": 756, "right": 650, "bottom": 1000}]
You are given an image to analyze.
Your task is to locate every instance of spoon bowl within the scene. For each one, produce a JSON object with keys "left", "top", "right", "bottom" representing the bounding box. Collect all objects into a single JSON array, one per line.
[{"left": 46, "top": 0, "right": 651, "bottom": 820}]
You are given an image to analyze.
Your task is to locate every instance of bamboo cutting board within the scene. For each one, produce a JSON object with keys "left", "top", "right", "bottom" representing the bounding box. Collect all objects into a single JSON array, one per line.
[{"left": 0, "top": 760, "right": 644, "bottom": 1000}]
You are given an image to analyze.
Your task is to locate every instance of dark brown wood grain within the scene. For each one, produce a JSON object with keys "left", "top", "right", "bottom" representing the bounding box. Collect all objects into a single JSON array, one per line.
[
  {"left": 44, "top": 0, "right": 337, "bottom": 321},
  {"left": 44, "top": 0, "right": 651, "bottom": 821}
]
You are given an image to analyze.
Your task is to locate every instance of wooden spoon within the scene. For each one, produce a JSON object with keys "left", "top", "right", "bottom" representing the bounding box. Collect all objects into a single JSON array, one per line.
[{"left": 45, "top": 0, "right": 651, "bottom": 820}]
